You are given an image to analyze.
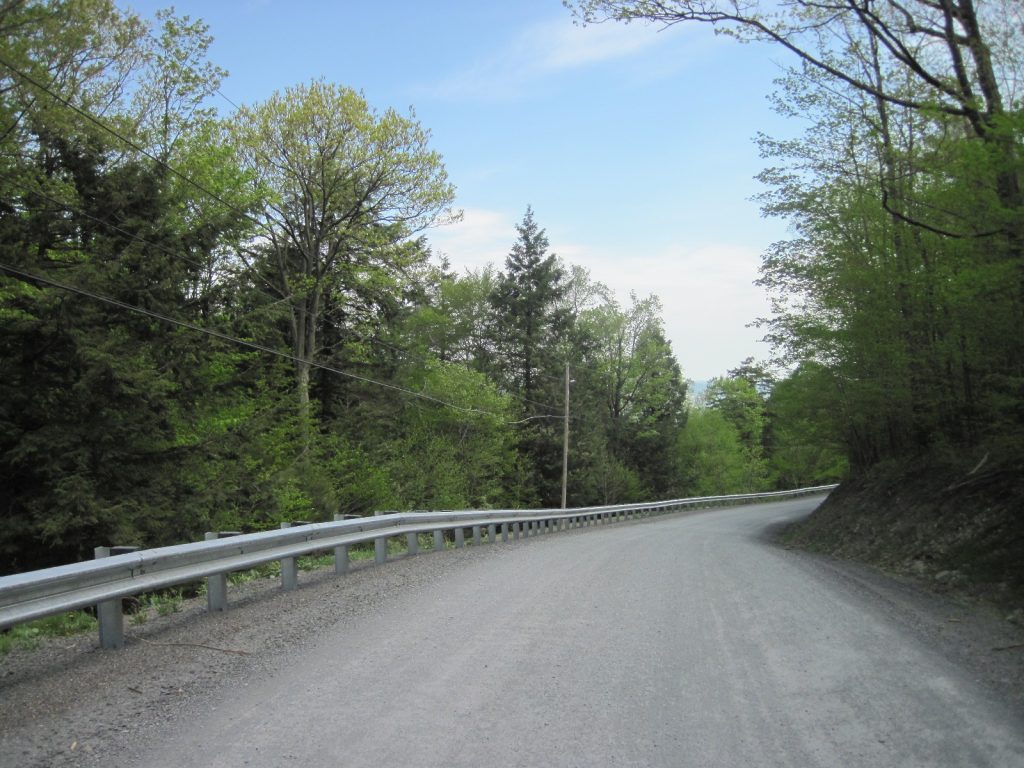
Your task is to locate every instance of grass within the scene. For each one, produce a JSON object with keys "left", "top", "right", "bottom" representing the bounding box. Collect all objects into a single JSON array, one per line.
[
  {"left": 0, "top": 611, "right": 98, "bottom": 656},
  {"left": 129, "top": 589, "right": 186, "bottom": 625}
]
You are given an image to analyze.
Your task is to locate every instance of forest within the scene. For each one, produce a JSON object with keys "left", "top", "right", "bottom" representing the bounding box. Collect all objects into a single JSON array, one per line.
[{"left": 0, "top": 1, "right": 851, "bottom": 574}]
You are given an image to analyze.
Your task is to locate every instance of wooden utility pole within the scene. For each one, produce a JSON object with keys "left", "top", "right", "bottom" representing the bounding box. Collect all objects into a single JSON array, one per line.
[{"left": 562, "top": 362, "right": 570, "bottom": 509}]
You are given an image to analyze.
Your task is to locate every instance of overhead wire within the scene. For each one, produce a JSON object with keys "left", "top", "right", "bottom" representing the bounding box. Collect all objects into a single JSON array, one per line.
[
  {"left": 4, "top": 56, "right": 605, "bottom": 407},
  {"left": 0, "top": 54, "right": 266, "bottom": 233},
  {"left": 7, "top": 180, "right": 567, "bottom": 419},
  {"left": 0, "top": 262, "right": 565, "bottom": 423}
]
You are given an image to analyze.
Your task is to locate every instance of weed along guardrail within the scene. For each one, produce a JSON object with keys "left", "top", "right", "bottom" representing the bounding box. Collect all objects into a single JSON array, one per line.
[{"left": 0, "top": 485, "right": 836, "bottom": 649}]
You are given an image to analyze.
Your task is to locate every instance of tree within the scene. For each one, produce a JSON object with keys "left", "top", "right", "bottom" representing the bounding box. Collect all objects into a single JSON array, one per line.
[
  {"left": 230, "top": 81, "right": 458, "bottom": 420},
  {"left": 0, "top": 1, "right": 260, "bottom": 570},
  {"left": 677, "top": 408, "right": 758, "bottom": 494},
  {"left": 588, "top": 292, "right": 687, "bottom": 495},
  {"left": 702, "top": 374, "right": 770, "bottom": 488},
  {"left": 486, "top": 208, "right": 571, "bottom": 505},
  {"left": 489, "top": 206, "right": 568, "bottom": 400},
  {"left": 381, "top": 360, "right": 516, "bottom": 510},
  {"left": 765, "top": 363, "right": 848, "bottom": 487},
  {"left": 754, "top": 28, "right": 1024, "bottom": 465},
  {"left": 566, "top": 1, "right": 1021, "bottom": 159}
]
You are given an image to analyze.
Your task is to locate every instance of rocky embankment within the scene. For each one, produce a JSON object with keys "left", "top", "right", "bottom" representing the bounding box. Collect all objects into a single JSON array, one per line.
[{"left": 784, "top": 457, "right": 1024, "bottom": 622}]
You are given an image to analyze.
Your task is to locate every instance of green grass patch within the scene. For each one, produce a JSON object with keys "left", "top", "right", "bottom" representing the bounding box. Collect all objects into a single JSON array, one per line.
[{"left": 0, "top": 611, "right": 97, "bottom": 656}]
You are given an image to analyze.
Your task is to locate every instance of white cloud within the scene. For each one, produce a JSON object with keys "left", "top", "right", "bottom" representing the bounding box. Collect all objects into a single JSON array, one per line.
[
  {"left": 561, "top": 241, "right": 771, "bottom": 380},
  {"left": 427, "top": 207, "right": 516, "bottom": 271},
  {"left": 424, "top": 17, "right": 675, "bottom": 102},
  {"left": 539, "top": 19, "right": 666, "bottom": 70}
]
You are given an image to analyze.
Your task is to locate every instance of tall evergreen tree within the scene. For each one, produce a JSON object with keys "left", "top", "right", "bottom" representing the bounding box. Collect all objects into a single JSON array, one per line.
[{"left": 488, "top": 207, "right": 569, "bottom": 504}]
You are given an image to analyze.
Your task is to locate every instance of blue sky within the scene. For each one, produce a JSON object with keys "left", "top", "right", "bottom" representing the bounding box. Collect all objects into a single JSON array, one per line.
[{"left": 124, "top": 0, "right": 798, "bottom": 380}]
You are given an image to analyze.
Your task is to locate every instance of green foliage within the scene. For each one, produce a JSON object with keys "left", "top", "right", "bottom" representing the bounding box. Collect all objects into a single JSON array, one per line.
[
  {"left": 568, "top": 0, "right": 1024, "bottom": 497},
  {"left": 678, "top": 408, "right": 768, "bottom": 495},
  {"left": 377, "top": 359, "right": 515, "bottom": 510},
  {"left": 229, "top": 80, "right": 458, "bottom": 418},
  {"left": 765, "top": 364, "right": 848, "bottom": 487}
]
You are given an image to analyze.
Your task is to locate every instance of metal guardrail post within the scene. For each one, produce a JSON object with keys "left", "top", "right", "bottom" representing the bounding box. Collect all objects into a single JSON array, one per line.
[
  {"left": 487, "top": 524, "right": 496, "bottom": 543},
  {"left": 407, "top": 532, "right": 419, "bottom": 555},
  {"left": 472, "top": 525, "right": 482, "bottom": 546},
  {"left": 204, "top": 531, "right": 239, "bottom": 612},
  {"left": 433, "top": 530, "right": 444, "bottom": 551},
  {"left": 375, "top": 537, "right": 388, "bottom": 565},
  {"left": 334, "top": 543, "right": 350, "bottom": 574},
  {"left": 332, "top": 515, "right": 350, "bottom": 574},
  {"left": 501, "top": 522, "right": 510, "bottom": 542},
  {"left": 280, "top": 522, "right": 299, "bottom": 591},
  {"left": 455, "top": 528, "right": 465, "bottom": 548},
  {"left": 94, "top": 546, "right": 137, "bottom": 649}
]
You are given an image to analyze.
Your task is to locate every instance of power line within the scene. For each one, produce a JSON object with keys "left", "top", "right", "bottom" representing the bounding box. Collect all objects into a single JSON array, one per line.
[
  {"left": 215, "top": 88, "right": 241, "bottom": 112},
  {"left": 0, "top": 262, "right": 552, "bottom": 422},
  {"left": 13, "top": 182, "right": 208, "bottom": 272}
]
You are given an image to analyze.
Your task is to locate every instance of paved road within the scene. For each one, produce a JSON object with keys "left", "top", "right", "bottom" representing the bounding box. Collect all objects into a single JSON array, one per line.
[{"left": 133, "top": 498, "right": 1024, "bottom": 767}]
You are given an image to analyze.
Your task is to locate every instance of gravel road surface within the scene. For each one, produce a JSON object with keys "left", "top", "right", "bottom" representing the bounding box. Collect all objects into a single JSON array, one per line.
[{"left": 3, "top": 496, "right": 1023, "bottom": 767}]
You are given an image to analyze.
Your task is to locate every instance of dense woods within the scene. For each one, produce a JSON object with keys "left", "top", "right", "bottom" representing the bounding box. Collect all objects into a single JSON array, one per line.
[{"left": 0, "top": 1, "right": 842, "bottom": 573}]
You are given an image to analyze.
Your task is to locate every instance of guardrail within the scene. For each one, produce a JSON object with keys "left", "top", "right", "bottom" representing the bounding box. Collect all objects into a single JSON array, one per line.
[{"left": 0, "top": 485, "right": 836, "bottom": 649}]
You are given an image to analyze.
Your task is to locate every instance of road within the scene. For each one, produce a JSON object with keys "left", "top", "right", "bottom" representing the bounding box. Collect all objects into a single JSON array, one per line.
[{"left": 131, "top": 497, "right": 1024, "bottom": 767}]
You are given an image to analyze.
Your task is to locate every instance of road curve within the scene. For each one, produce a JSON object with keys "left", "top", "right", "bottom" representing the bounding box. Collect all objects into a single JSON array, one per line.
[{"left": 132, "top": 497, "right": 1024, "bottom": 768}]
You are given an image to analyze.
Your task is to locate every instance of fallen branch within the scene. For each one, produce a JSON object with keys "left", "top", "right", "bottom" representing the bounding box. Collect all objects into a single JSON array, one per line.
[{"left": 138, "top": 636, "right": 251, "bottom": 655}]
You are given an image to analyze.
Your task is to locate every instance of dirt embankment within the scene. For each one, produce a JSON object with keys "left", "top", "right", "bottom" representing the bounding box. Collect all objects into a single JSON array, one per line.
[{"left": 783, "top": 457, "right": 1024, "bottom": 621}]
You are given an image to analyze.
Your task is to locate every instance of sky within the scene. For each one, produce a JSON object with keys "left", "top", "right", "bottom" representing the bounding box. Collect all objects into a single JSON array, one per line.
[{"left": 125, "top": 0, "right": 800, "bottom": 381}]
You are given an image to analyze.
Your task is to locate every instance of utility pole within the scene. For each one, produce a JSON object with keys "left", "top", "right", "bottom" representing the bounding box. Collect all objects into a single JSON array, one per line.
[{"left": 562, "top": 361, "right": 570, "bottom": 509}]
